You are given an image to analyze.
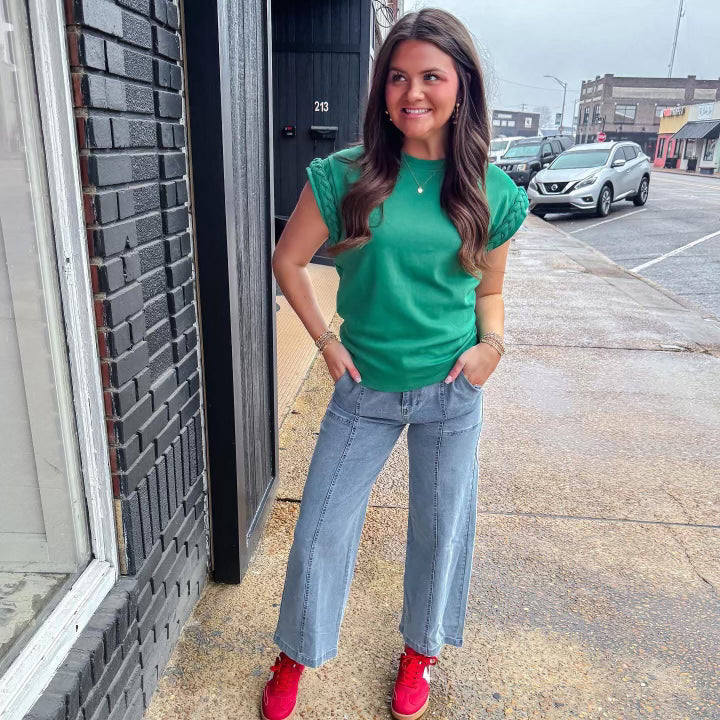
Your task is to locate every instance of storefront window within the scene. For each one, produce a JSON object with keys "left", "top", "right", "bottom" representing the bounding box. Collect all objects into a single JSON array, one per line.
[
  {"left": 684, "top": 139, "right": 697, "bottom": 159},
  {"left": 614, "top": 104, "right": 636, "bottom": 124},
  {"left": 0, "top": 0, "right": 91, "bottom": 676},
  {"left": 703, "top": 138, "right": 716, "bottom": 162},
  {"left": 657, "top": 137, "right": 666, "bottom": 158}
]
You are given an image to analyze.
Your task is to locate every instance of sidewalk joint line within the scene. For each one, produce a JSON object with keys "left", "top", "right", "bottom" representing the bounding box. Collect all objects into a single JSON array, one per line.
[{"left": 363, "top": 504, "right": 720, "bottom": 530}]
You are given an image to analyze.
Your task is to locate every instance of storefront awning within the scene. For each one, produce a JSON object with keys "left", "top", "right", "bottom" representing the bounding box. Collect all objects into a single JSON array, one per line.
[{"left": 673, "top": 120, "right": 720, "bottom": 140}]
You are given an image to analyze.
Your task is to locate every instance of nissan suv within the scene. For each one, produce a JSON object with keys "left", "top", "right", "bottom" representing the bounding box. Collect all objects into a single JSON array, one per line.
[
  {"left": 527, "top": 142, "right": 651, "bottom": 218},
  {"left": 495, "top": 135, "right": 574, "bottom": 188}
]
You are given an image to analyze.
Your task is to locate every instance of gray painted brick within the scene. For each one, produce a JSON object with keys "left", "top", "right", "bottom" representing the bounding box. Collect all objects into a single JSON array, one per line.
[
  {"left": 187, "top": 370, "right": 200, "bottom": 396},
  {"left": 104, "top": 284, "right": 143, "bottom": 327},
  {"left": 98, "top": 256, "right": 124, "bottom": 292},
  {"left": 122, "top": 252, "right": 141, "bottom": 281},
  {"left": 180, "top": 393, "right": 200, "bottom": 429},
  {"left": 147, "top": 466, "right": 161, "bottom": 543},
  {"left": 172, "top": 437, "right": 183, "bottom": 517},
  {"left": 175, "top": 179, "right": 188, "bottom": 204},
  {"left": 164, "top": 234, "right": 182, "bottom": 263},
  {"left": 165, "top": 257, "right": 192, "bottom": 288},
  {"left": 183, "top": 478, "right": 203, "bottom": 517},
  {"left": 173, "top": 123, "right": 186, "bottom": 148},
  {"left": 160, "top": 501, "right": 183, "bottom": 552},
  {"left": 150, "top": 368, "right": 177, "bottom": 410},
  {"left": 146, "top": 318, "right": 172, "bottom": 356},
  {"left": 74, "top": 0, "right": 122, "bottom": 36},
  {"left": 110, "top": 340, "right": 149, "bottom": 389},
  {"left": 168, "top": 301, "right": 194, "bottom": 336},
  {"left": 121, "top": 12, "right": 152, "bottom": 50},
  {"left": 141, "top": 267, "right": 167, "bottom": 303},
  {"left": 171, "top": 336, "right": 186, "bottom": 363},
  {"left": 119, "top": 441, "right": 156, "bottom": 495},
  {"left": 78, "top": 32, "right": 107, "bottom": 71},
  {"left": 125, "top": 689, "right": 144, "bottom": 720},
  {"left": 176, "top": 348, "right": 197, "bottom": 385},
  {"left": 107, "top": 323, "right": 132, "bottom": 357},
  {"left": 137, "top": 478, "right": 153, "bottom": 554},
  {"left": 115, "top": 393, "right": 152, "bottom": 444},
  {"left": 128, "top": 310, "right": 146, "bottom": 344},
  {"left": 136, "top": 537, "right": 161, "bottom": 590},
  {"left": 152, "top": 25, "right": 180, "bottom": 60},
  {"left": 84, "top": 115, "right": 112, "bottom": 149},
  {"left": 138, "top": 238, "right": 165, "bottom": 273},
  {"left": 93, "top": 218, "right": 137, "bottom": 256},
  {"left": 166, "top": 3, "right": 179, "bottom": 31},
  {"left": 155, "top": 413, "right": 180, "bottom": 460},
  {"left": 166, "top": 286, "right": 184, "bottom": 314},
  {"left": 116, "top": 0, "right": 150, "bottom": 13},
  {"left": 111, "top": 379, "right": 136, "bottom": 417},
  {"left": 159, "top": 181, "right": 176, "bottom": 208},
  {"left": 143, "top": 293, "right": 169, "bottom": 328},
  {"left": 139, "top": 404, "right": 169, "bottom": 452},
  {"left": 105, "top": 41, "right": 153, "bottom": 83},
  {"left": 162, "top": 206, "right": 188, "bottom": 234},
  {"left": 153, "top": 58, "right": 172, "bottom": 88},
  {"left": 158, "top": 151, "right": 185, "bottom": 178},
  {"left": 180, "top": 232, "right": 191, "bottom": 255},
  {"left": 157, "top": 121, "right": 174, "bottom": 149},
  {"left": 135, "top": 365, "right": 151, "bottom": 398},
  {"left": 180, "top": 426, "right": 190, "bottom": 495},
  {"left": 93, "top": 191, "right": 119, "bottom": 224},
  {"left": 166, "top": 381, "right": 189, "bottom": 420},
  {"left": 115, "top": 433, "right": 140, "bottom": 472},
  {"left": 165, "top": 444, "right": 178, "bottom": 515},
  {"left": 23, "top": 693, "right": 66, "bottom": 720},
  {"left": 149, "top": 343, "right": 174, "bottom": 381},
  {"left": 156, "top": 457, "right": 170, "bottom": 527}
]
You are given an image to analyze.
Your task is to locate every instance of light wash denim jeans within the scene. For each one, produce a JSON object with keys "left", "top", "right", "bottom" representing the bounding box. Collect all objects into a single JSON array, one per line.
[{"left": 273, "top": 369, "right": 484, "bottom": 667}]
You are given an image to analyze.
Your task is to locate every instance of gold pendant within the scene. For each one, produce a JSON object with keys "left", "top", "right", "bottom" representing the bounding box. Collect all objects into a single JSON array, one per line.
[{"left": 418, "top": 187, "right": 423, "bottom": 194}]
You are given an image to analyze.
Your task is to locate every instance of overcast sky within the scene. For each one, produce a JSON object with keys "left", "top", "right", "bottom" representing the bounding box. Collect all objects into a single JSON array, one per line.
[{"left": 407, "top": 0, "right": 720, "bottom": 124}]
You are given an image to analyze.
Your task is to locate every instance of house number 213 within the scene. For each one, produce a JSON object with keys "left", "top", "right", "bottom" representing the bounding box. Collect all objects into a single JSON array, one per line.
[{"left": 314, "top": 101, "right": 329, "bottom": 112}]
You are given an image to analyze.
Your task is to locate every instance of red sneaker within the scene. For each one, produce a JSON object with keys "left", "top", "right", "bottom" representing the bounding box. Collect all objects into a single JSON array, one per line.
[
  {"left": 391, "top": 645, "right": 438, "bottom": 720},
  {"left": 260, "top": 651, "right": 305, "bottom": 720}
]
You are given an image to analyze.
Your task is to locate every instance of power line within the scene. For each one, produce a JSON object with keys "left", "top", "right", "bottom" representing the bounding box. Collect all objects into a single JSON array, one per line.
[{"left": 498, "top": 77, "right": 565, "bottom": 92}]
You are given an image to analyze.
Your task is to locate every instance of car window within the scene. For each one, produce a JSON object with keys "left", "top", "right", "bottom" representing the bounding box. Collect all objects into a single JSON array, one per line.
[
  {"left": 551, "top": 140, "right": 562, "bottom": 154},
  {"left": 549, "top": 150, "right": 610, "bottom": 169},
  {"left": 504, "top": 143, "right": 541, "bottom": 158},
  {"left": 623, "top": 146, "right": 638, "bottom": 160},
  {"left": 612, "top": 149, "right": 626, "bottom": 164},
  {"left": 541, "top": 143, "right": 553, "bottom": 157},
  {"left": 559, "top": 137, "right": 573, "bottom": 150}
]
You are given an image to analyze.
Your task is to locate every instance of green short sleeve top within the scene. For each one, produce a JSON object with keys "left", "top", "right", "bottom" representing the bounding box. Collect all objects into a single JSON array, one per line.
[{"left": 306, "top": 145, "right": 528, "bottom": 392}]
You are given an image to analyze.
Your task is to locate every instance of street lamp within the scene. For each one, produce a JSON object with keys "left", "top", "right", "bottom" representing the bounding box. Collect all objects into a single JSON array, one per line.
[{"left": 544, "top": 74, "right": 567, "bottom": 134}]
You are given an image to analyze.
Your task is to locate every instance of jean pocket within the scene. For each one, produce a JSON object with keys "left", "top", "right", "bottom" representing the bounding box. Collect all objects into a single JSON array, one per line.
[
  {"left": 334, "top": 369, "right": 349, "bottom": 386},
  {"left": 459, "top": 370, "right": 484, "bottom": 392}
]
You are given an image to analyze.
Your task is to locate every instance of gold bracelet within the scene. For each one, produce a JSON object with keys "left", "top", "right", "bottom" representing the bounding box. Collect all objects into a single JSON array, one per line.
[
  {"left": 314, "top": 330, "right": 339, "bottom": 351},
  {"left": 480, "top": 332, "right": 505, "bottom": 357}
]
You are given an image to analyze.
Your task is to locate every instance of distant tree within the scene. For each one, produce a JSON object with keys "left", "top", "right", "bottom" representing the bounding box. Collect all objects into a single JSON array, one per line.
[{"left": 535, "top": 105, "right": 552, "bottom": 127}]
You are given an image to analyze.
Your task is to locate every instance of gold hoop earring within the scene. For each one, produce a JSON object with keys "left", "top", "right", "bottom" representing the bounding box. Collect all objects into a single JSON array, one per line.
[{"left": 452, "top": 102, "right": 460, "bottom": 125}]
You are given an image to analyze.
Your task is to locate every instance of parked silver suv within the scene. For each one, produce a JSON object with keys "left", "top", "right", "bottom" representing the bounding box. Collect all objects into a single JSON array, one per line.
[{"left": 527, "top": 142, "right": 650, "bottom": 218}]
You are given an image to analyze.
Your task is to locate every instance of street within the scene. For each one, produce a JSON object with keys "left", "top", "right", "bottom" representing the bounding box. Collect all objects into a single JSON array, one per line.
[{"left": 540, "top": 171, "right": 720, "bottom": 319}]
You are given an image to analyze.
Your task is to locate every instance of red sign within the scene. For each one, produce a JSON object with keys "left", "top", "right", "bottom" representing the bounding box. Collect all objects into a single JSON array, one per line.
[{"left": 597, "top": 132, "right": 606, "bottom": 142}]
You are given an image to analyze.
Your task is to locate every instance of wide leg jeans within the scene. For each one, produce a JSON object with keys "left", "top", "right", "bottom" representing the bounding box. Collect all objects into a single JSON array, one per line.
[{"left": 273, "top": 369, "right": 484, "bottom": 667}]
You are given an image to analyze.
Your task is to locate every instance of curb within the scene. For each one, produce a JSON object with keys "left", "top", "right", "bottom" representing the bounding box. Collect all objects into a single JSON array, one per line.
[{"left": 520, "top": 214, "right": 720, "bottom": 356}]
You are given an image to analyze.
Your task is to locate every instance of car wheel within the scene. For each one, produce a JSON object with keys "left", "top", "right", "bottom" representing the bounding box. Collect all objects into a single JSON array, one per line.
[
  {"left": 596, "top": 185, "right": 612, "bottom": 217},
  {"left": 633, "top": 176, "right": 649, "bottom": 206}
]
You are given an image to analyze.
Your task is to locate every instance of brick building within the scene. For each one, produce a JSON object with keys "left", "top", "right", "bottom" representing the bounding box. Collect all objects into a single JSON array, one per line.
[
  {"left": 0, "top": 0, "right": 387, "bottom": 719},
  {"left": 492, "top": 109, "right": 540, "bottom": 138},
  {"left": 576, "top": 74, "right": 720, "bottom": 156}
]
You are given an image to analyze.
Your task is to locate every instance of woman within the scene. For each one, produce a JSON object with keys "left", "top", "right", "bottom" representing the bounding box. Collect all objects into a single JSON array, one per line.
[{"left": 263, "top": 8, "right": 528, "bottom": 720}]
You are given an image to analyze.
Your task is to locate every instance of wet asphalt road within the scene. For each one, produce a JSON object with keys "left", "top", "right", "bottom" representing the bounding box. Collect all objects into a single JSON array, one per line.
[{"left": 541, "top": 171, "right": 720, "bottom": 320}]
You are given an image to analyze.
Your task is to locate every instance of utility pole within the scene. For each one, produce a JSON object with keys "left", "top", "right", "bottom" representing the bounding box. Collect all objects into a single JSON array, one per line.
[
  {"left": 520, "top": 103, "right": 527, "bottom": 112},
  {"left": 668, "top": 0, "right": 685, "bottom": 77}
]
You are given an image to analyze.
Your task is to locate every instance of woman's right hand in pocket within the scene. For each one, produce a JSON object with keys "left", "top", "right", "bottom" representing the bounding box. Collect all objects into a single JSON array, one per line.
[{"left": 322, "top": 340, "right": 362, "bottom": 383}]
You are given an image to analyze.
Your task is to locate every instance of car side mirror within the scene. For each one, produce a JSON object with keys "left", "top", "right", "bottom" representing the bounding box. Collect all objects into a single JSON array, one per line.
[
  {"left": 612, "top": 158, "right": 626, "bottom": 168},
  {"left": 542, "top": 163, "right": 550, "bottom": 169}
]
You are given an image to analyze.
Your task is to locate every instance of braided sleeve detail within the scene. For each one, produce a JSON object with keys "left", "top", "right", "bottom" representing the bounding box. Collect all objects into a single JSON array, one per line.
[
  {"left": 488, "top": 185, "right": 529, "bottom": 250},
  {"left": 307, "top": 157, "right": 341, "bottom": 245}
]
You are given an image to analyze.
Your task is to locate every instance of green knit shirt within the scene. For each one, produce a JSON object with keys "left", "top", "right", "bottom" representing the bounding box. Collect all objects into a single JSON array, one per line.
[{"left": 306, "top": 145, "right": 528, "bottom": 392}]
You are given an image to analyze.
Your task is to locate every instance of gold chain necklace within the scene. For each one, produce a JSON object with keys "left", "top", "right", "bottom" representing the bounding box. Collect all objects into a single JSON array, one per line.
[{"left": 403, "top": 157, "right": 442, "bottom": 194}]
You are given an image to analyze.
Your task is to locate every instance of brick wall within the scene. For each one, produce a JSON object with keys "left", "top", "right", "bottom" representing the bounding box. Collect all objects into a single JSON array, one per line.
[{"left": 24, "top": 1, "right": 208, "bottom": 718}]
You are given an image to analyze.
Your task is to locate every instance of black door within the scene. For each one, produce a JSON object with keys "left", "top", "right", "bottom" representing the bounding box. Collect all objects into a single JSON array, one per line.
[
  {"left": 184, "top": 0, "right": 279, "bottom": 583},
  {"left": 271, "top": 0, "right": 372, "bottom": 263}
]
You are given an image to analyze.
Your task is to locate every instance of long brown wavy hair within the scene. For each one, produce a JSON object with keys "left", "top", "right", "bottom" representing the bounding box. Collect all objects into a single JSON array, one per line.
[{"left": 328, "top": 8, "right": 492, "bottom": 276}]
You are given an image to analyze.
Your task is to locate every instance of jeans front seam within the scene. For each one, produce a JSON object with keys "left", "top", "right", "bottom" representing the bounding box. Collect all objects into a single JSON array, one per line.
[
  {"left": 423, "top": 420, "right": 443, "bottom": 649},
  {"left": 453, "top": 451, "right": 477, "bottom": 639},
  {"left": 298, "top": 404, "right": 362, "bottom": 657}
]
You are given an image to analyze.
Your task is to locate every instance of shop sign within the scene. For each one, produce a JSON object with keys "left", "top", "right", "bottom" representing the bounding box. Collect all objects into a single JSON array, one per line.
[
  {"left": 696, "top": 103, "right": 714, "bottom": 121},
  {"left": 663, "top": 105, "right": 686, "bottom": 117}
]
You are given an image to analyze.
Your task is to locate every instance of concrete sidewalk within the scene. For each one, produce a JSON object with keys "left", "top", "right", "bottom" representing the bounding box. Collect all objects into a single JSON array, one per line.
[{"left": 146, "top": 217, "right": 720, "bottom": 720}]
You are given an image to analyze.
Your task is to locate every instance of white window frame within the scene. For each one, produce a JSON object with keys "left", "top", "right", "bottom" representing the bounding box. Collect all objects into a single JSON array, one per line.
[{"left": 0, "top": 1, "right": 118, "bottom": 718}]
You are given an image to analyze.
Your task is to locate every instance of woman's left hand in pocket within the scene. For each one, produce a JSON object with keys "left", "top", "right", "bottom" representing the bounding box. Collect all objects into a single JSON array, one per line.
[{"left": 444, "top": 343, "right": 501, "bottom": 386}]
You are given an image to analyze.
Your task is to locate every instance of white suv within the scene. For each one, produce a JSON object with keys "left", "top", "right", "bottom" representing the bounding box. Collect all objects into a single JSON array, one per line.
[
  {"left": 489, "top": 136, "right": 524, "bottom": 163},
  {"left": 527, "top": 142, "right": 650, "bottom": 218}
]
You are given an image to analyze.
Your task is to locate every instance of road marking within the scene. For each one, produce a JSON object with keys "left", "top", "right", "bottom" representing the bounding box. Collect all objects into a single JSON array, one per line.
[
  {"left": 573, "top": 208, "right": 647, "bottom": 233},
  {"left": 652, "top": 176, "right": 720, "bottom": 192},
  {"left": 631, "top": 229, "right": 720, "bottom": 272}
]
